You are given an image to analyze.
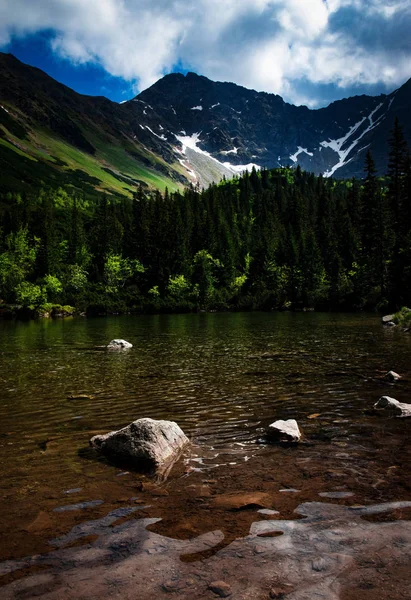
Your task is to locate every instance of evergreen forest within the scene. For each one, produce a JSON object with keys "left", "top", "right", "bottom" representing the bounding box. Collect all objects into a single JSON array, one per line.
[{"left": 1, "top": 119, "right": 410, "bottom": 317}]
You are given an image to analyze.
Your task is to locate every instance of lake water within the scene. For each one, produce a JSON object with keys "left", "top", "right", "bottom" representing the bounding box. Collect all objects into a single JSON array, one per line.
[{"left": 1, "top": 312, "right": 411, "bottom": 599}]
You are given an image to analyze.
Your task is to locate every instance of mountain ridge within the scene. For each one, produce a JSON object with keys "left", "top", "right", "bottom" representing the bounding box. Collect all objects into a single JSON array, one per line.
[{"left": 1, "top": 52, "right": 410, "bottom": 194}]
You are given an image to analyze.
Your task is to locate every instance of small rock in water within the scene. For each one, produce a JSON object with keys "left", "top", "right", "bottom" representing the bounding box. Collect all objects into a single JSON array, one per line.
[
  {"left": 319, "top": 491, "right": 354, "bottom": 499},
  {"left": 53, "top": 500, "right": 104, "bottom": 512},
  {"left": 383, "top": 370, "right": 402, "bottom": 382},
  {"left": 64, "top": 487, "right": 82, "bottom": 494},
  {"left": 374, "top": 396, "right": 411, "bottom": 418},
  {"left": 107, "top": 339, "right": 133, "bottom": 350},
  {"left": 208, "top": 581, "right": 232, "bottom": 597},
  {"left": 267, "top": 419, "right": 301, "bottom": 443},
  {"left": 382, "top": 314, "right": 395, "bottom": 324},
  {"left": 258, "top": 508, "right": 280, "bottom": 516}
]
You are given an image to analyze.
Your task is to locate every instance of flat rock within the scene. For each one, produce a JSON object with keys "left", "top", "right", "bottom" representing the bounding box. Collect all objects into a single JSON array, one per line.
[
  {"left": 374, "top": 396, "right": 411, "bottom": 418},
  {"left": 267, "top": 419, "right": 301, "bottom": 443},
  {"left": 383, "top": 370, "right": 401, "bottom": 382},
  {"left": 107, "top": 339, "right": 132, "bottom": 350},
  {"left": 90, "top": 418, "right": 189, "bottom": 471},
  {"left": 382, "top": 314, "right": 395, "bottom": 324}
]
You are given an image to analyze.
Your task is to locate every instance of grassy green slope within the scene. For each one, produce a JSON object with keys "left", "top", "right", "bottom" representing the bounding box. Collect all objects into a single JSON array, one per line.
[{"left": 0, "top": 53, "right": 187, "bottom": 196}]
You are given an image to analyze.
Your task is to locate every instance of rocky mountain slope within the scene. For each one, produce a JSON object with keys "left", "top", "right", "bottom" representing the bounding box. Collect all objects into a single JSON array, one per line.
[
  {"left": 134, "top": 72, "right": 411, "bottom": 186},
  {"left": 1, "top": 52, "right": 410, "bottom": 195}
]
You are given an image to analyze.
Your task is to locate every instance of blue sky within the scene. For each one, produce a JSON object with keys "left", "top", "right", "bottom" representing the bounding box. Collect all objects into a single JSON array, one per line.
[{"left": 1, "top": 0, "right": 410, "bottom": 108}]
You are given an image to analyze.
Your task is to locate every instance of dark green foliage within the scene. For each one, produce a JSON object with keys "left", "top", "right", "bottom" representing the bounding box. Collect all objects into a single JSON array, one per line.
[{"left": 1, "top": 124, "right": 411, "bottom": 314}]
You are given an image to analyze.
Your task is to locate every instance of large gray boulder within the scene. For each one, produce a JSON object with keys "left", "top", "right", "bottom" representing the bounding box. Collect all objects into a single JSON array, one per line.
[
  {"left": 107, "top": 339, "right": 132, "bottom": 350},
  {"left": 90, "top": 418, "right": 189, "bottom": 471},
  {"left": 374, "top": 396, "right": 411, "bottom": 418},
  {"left": 267, "top": 419, "right": 301, "bottom": 443}
]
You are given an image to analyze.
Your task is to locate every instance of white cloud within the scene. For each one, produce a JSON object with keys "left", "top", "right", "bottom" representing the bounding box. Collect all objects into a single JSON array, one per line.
[{"left": 0, "top": 0, "right": 410, "bottom": 106}]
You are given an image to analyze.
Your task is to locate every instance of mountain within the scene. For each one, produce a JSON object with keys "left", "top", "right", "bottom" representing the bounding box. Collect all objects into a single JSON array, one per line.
[
  {"left": 1, "top": 52, "right": 410, "bottom": 195},
  {"left": 134, "top": 72, "right": 411, "bottom": 186},
  {"left": 0, "top": 53, "right": 188, "bottom": 196}
]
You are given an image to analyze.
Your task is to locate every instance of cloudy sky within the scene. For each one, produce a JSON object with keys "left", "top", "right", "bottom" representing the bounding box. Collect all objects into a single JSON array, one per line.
[{"left": 0, "top": 0, "right": 410, "bottom": 107}]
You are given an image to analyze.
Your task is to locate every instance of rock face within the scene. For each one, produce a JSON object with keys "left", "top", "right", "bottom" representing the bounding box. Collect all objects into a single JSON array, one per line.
[
  {"left": 267, "top": 419, "right": 301, "bottom": 443},
  {"left": 374, "top": 396, "right": 411, "bottom": 417},
  {"left": 90, "top": 418, "right": 189, "bottom": 471},
  {"left": 383, "top": 370, "right": 402, "bottom": 382},
  {"left": 107, "top": 339, "right": 133, "bottom": 349}
]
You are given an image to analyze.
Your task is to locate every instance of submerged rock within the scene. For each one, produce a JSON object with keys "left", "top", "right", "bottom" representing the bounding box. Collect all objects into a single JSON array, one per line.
[
  {"left": 374, "top": 396, "right": 411, "bottom": 418},
  {"left": 383, "top": 371, "right": 402, "bottom": 382},
  {"left": 267, "top": 419, "right": 301, "bottom": 443},
  {"left": 107, "top": 339, "right": 132, "bottom": 350},
  {"left": 208, "top": 581, "right": 232, "bottom": 598},
  {"left": 90, "top": 418, "right": 189, "bottom": 472},
  {"left": 211, "top": 492, "right": 273, "bottom": 511}
]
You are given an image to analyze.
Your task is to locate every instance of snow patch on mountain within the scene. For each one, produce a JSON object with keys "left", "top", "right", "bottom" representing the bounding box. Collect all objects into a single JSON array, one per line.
[
  {"left": 175, "top": 132, "right": 260, "bottom": 181},
  {"left": 221, "top": 147, "right": 238, "bottom": 155},
  {"left": 177, "top": 158, "right": 197, "bottom": 181},
  {"left": 290, "top": 147, "right": 313, "bottom": 163},
  {"left": 322, "top": 102, "right": 385, "bottom": 177},
  {"left": 222, "top": 161, "right": 261, "bottom": 173},
  {"left": 175, "top": 132, "right": 203, "bottom": 153},
  {"left": 191, "top": 106, "right": 203, "bottom": 111},
  {"left": 145, "top": 126, "right": 167, "bottom": 141},
  {"left": 210, "top": 103, "right": 220, "bottom": 109}
]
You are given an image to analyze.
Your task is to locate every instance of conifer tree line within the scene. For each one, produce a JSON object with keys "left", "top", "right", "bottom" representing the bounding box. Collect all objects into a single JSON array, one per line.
[{"left": 0, "top": 118, "right": 410, "bottom": 315}]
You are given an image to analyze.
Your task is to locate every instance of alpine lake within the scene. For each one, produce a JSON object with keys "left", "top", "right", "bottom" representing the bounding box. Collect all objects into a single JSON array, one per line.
[{"left": 0, "top": 312, "right": 410, "bottom": 600}]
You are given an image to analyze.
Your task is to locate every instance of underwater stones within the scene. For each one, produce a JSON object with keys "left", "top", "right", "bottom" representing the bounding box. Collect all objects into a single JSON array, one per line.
[
  {"left": 90, "top": 418, "right": 189, "bottom": 472},
  {"left": 267, "top": 419, "right": 301, "bottom": 443},
  {"left": 374, "top": 396, "right": 411, "bottom": 418},
  {"left": 107, "top": 339, "right": 132, "bottom": 349}
]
